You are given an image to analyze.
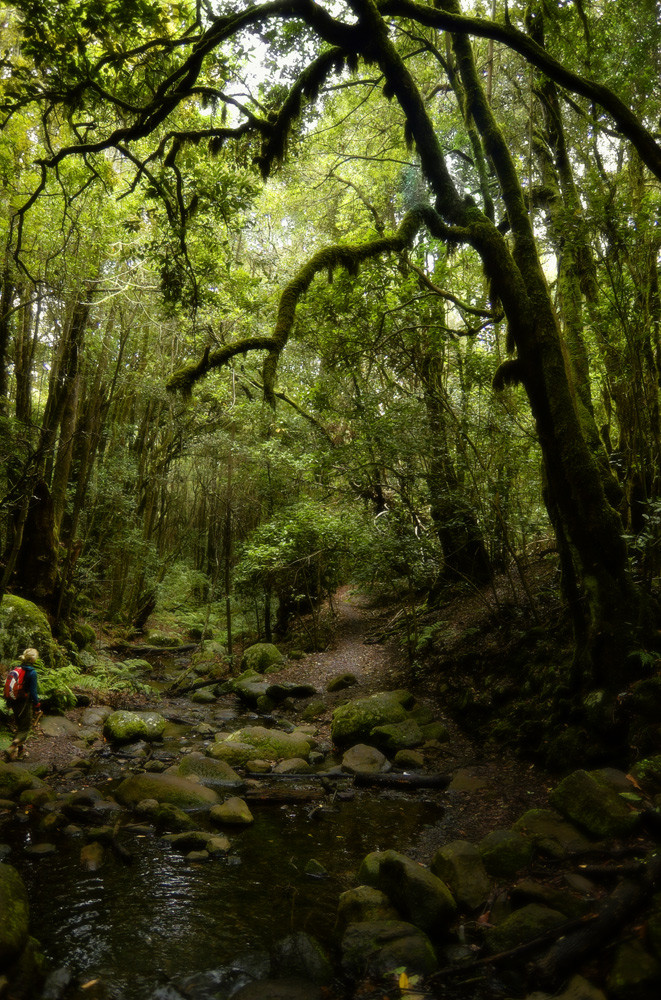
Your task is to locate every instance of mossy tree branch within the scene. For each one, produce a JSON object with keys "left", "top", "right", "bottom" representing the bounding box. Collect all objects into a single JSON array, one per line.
[
  {"left": 167, "top": 204, "right": 467, "bottom": 404},
  {"left": 379, "top": 0, "right": 661, "bottom": 183}
]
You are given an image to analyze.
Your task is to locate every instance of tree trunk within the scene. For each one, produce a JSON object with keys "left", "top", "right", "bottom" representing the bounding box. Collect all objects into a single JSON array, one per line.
[
  {"left": 422, "top": 354, "right": 492, "bottom": 585},
  {"left": 362, "top": 0, "right": 647, "bottom": 687}
]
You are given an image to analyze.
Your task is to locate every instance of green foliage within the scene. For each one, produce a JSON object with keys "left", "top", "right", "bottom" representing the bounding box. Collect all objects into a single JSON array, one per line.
[
  {"left": 236, "top": 501, "right": 364, "bottom": 604},
  {"left": 156, "top": 562, "right": 211, "bottom": 613},
  {"left": 37, "top": 664, "right": 78, "bottom": 709},
  {"left": 74, "top": 659, "right": 155, "bottom": 697},
  {"left": 352, "top": 506, "right": 444, "bottom": 599}
]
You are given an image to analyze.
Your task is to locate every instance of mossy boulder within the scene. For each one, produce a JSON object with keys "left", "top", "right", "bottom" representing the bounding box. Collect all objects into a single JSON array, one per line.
[
  {"left": 190, "top": 642, "right": 228, "bottom": 674},
  {"left": 0, "top": 863, "right": 30, "bottom": 964},
  {"left": 231, "top": 669, "right": 270, "bottom": 706},
  {"left": 342, "top": 744, "right": 390, "bottom": 775},
  {"left": 169, "top": 752, "right": 244, "bottom": 790},
  {"left": 512, "top": 809, "right": 594, "bottom": 859},
  {"left": 336, "top": 886, "right": 399, "bottom": 930},
  {"left": 213, "top": 726, "right": 312, "bottom": 763},
  {"left": 510, "top": 879, "right": 590, "bottom": 919},
  {"left": 103, "top": 710, "right": 167, "bottom": 744},
  {"left": 266, "top": 680, "right": 318, "bottom": 701},
  {"left": 210, "top": 797, "right": 254, "bottom": 826},
  {"left": 485, "top": 903, "right": 566, "bottom": 954},
  {"left": 340, "top": 920, "right": 438, "bottom": 979},
  {"left": 421, "top": 721, "right": 450, "bottom": 742},
  {"left": 273, "top": 931, "right": 333, "bottom": 984},
  {"left": 394, "top": 749, "right": 425, "bottom": 768},
  {"left": 137, "top": 800, "right": 197, "bottom": 832},
  {"left": 359, "top": 849, "right": 456, "bottom": 934},
  {"left": 0, "top": 594, "right": 64, "bottom": 667},
  {"left": 0, "top": 763, "right": 36, "bottom": 800},
  {"left": 241, "top": 643, "right": 284, "bottom": 673},
  {"left": 478, "top": 829, "right": 534, "bottom": 878},
  {"left": 607, "top": 939, "right": 661, "bottom": 999},
  {"left": 331, "top": 692, "right": 410, "bottom": 746},
  {"left": 208, "top": 741, "right": 257, "bottom": 766},
  {"left": 190, "top": 689, "right": 217, "bottom": 704},
  {"left": 327, "top": 673, "right": 358, "bottom": 692},
  {"left": 146, "top": 631, "right": 180, "bottom": 647},
  {"left": 114, "top": 772, "right": 220, "bottom": 809},
  {"left": 301, "top": 700, "right": 327, "bottom": 721},
  {"left": 431, "top": 840, "right": 491, "bottom": 912},
  {"left": 548, "top": 770, "right": 640, "bottom": 839},
  {"left": 370, "top": 719, "right": 424, "bottom": 752},
  {"left": 71, "top": 622, "right": 96, "bottom": 649}
]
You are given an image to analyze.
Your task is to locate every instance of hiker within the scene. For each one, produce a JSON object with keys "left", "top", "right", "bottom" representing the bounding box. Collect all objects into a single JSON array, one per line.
[{"left": 3, "top": 647, "right": 42, "bottom": 760}]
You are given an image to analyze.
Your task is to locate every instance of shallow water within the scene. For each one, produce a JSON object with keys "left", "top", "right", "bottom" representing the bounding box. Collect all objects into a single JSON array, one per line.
[{"left": 9, "top": 791, "right": 444, "bottom": 999}]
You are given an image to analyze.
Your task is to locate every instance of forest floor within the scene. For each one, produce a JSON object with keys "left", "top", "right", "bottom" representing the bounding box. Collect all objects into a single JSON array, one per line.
[
  {"left": 14, "top": 573, "right": 572, "bottom": 844},
  {"left": 21, "top": 579, "right": 556, "bottom": 849}
]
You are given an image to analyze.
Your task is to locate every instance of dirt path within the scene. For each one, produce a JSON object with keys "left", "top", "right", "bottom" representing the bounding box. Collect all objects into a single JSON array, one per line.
[{"left": 269, "top": 587, "right": 554, "bottom": 851}]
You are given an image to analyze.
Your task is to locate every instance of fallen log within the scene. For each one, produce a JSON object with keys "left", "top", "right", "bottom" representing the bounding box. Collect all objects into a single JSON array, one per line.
[
  {"left": 169, "top": 676, "right": 225, "bottom": 695},
  {"left": 243, "top": 787, "right": 326, "bottom": 804},
  {"left": 243, "top": 770, "right": 452, "bottom": 790},
  {"left": 529, "top": 849, "right": 661, "bottom": 988},
  {"left": 109, "top": 643, "right": 198, "bottom": 657},
  {"left": 428, "top": 913, "right": 598, "bottom": 984},
  {"left": 353, "top": 771, "right": 452, "bottom": 790}
]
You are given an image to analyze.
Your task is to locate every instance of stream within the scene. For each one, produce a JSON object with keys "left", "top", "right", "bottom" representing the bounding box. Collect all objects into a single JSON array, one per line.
[
  {"left": 3, "top": 636, "right": 453, "bottom": 1000},
  {"left": 10, "top": 789, "right": 444, "bottom": 999}
]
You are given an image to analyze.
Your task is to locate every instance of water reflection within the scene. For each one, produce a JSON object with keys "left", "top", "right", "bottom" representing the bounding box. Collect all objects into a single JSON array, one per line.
[{"left": 15, "top": 794, "right": 443, "bottom": 999}]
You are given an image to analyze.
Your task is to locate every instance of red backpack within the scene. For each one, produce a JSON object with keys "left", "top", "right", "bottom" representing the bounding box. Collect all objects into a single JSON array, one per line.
[{"left": 3, "top": 666, "right": 26, "bottom": 701}]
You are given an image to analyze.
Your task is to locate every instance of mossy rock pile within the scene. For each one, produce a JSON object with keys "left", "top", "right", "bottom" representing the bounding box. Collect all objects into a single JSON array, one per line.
[{"left": 337, "top": 768, "right": 654, "bottom": 995}]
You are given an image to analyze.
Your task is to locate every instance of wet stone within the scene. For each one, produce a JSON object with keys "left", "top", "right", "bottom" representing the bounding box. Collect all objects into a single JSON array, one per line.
[{"left": 25, "top": 842, "right": 57, "bottom": 856}]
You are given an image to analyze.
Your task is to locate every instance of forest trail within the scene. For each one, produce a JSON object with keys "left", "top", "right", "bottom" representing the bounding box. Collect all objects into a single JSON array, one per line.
[
  {"left": 274, "top": 585, "right": 408, "bottom": 694},
  {"left": 267, "top": 586, "right": 555, "bottom": 851}
]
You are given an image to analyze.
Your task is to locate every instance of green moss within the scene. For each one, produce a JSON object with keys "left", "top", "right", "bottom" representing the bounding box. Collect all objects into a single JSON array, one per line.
[
  {"left": 103, "top": 710, "right": 167, "bottom": 744},
  {"left": 478, "top": 829, "right": 534, "bottom": 878},
  {"left": 0, "top": 863, "right": 30, "bottom": 964},
  {"left": 486, "top": 903, "right": 565, "bottom": 954},
  {"left": 331, "top": 692, "right": 409, "bottom": 746},
  {"left": 0, "top": 595, "right": 65, "bottom": 667},
  {"left": 549, "top": 770, "right": 640, "bottom": 839}
]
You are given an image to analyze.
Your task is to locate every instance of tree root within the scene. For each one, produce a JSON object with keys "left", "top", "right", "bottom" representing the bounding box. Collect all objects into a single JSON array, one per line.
[{"left": 528, "top": 849, "right": 661, "bottom": 988}]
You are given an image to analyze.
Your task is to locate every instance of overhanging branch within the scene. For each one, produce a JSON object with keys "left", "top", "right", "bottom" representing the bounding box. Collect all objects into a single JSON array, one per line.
[
  {"left": 379, "top": 0, "right": 661, "bottom": 182},
  {"left": 167, "top": 204, "right": 468, "bottom": 404}
]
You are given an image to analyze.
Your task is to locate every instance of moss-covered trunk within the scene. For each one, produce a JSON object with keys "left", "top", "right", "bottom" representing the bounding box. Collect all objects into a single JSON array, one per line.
[
  {"left": 421, "top": 355, "right": 492, "bottom": 586},
  {"left": 355, "top": 0, "right": 647, "bottom": 688}
]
